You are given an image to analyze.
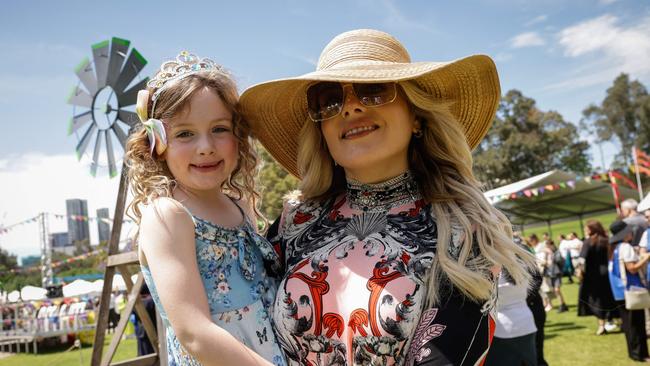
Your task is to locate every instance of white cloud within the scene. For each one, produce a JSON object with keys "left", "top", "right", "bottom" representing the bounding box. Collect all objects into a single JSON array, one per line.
[
  {"left": 0, "top": 153, "right": 135, "bottom": 259},
  {"left": 525, "top": 15, "right": 548, "bottom": 27},
  {"left": 510, "top": 32, "right": 546, "bottom": 48},
  {"left": 548, "top": 14, "right": 650, "bottom": 90}
]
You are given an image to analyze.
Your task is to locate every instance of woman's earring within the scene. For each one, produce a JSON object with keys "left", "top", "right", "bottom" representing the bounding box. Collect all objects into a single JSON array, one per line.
[{"left": 413, "top": 129, "right": 423, "bottom": 138}]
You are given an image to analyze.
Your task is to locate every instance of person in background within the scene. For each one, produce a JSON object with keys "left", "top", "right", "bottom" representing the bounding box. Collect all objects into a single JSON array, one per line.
[
  {"left": 622, "top": 199, "right": 648, "bottom": 246},
  {"left": 484, "top": 270, "right": 538, "bottom": 366},
  {"left": 560, "top": 232, "right": 583, "bottom": 284},
  {"left": 577, "top": 220, "right": 618, "bottom": 335},
  {"left": 515, "top": 232, "right": 548, "bottom": 366},
  {"left": 133, "top": 283, "right": 157, "bottom": 356},
  {"left": 531, "top": 234, "right": 554, "bottom": 311},
  {"left": 544, "top": 240, "right": 569, "bottom": 313},
  {"left": 609, "top": 220, "right": 650, "bottom": 362}
]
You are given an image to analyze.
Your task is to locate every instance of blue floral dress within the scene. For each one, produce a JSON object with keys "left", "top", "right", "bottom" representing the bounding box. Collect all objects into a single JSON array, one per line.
[{"left": 141, "top": 205, "right": 287, "bottom": 366}]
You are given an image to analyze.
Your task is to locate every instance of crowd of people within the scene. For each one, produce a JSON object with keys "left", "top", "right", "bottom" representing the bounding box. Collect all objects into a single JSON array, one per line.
[{"left": 498, "top": 198, "right": 650, "bottom": 364}]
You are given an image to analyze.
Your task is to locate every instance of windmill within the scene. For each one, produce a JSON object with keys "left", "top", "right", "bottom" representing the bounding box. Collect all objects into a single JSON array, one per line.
[
  {"left": 67, "top": 38, "right": 164, "bottom": 366},
  {"left": 67, "top": 37, "right": 148, "bottom": 177}
]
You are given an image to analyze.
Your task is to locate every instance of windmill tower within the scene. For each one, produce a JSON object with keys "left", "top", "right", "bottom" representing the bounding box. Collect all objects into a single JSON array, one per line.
[{"left": 68, "top": 37, "right": 164, "bottom": 366}]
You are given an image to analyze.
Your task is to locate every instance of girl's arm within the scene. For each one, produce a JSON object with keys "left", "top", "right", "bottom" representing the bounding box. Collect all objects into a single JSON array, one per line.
[{"left": 139, "top": 198, "right": 272, "bottom": 366}]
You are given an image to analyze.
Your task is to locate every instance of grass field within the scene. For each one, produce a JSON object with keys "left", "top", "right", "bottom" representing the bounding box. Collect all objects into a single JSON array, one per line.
[
  {"left": 0, "top": 334, "right": 137, "bottom": 366},
  {"left": 522, "top": 211, "right": 620, "bottom": 239},
  {"left": 0, "top": 280, "right": 643, "bottom": 365},
  {"left": 541, "top": 280, "right": 640, "bottom": 366}
]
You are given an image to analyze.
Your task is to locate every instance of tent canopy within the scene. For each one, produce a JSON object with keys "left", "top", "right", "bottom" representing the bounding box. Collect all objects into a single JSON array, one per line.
[{"left": 484, "top": 170, "right": 638, "bottom": 225}]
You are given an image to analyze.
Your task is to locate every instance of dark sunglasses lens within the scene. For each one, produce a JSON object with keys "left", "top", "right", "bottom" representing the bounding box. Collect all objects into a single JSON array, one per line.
[
  {"left": 353, "top": 83, "right": 396, "bottom": 106},
  {"left": 307, "top": 82, "right": 343, "bottom": 121}
]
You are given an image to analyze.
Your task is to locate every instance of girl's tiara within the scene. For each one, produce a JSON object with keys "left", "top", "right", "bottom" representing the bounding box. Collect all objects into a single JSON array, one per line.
[{"left": 148, "top": 51, "right": 226, "bottom": 110}]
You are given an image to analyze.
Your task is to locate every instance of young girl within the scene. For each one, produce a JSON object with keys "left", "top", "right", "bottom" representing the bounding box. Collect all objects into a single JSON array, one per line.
[{"left": 125, "top": 51, "right": 286, "bottom": 366}]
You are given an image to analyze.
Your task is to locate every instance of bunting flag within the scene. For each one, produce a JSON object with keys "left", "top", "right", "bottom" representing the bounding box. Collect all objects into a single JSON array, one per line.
[
  {"left": 0, "top": 213, "right": 133, "bottom": 236},
  {"left": 487, "top": 169, "right": 639, "bottom": 203}
]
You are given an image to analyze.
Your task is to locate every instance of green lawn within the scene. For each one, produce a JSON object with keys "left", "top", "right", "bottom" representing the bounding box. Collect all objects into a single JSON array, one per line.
[
  {"left": 544, "top": 280, "right": 640, "bottom": 366},
  {"left": 522, "top": 211, "right": 619, "bottom": 239},
  {"left": 0, "top": 334, "right": 137, "bottom": 366}
]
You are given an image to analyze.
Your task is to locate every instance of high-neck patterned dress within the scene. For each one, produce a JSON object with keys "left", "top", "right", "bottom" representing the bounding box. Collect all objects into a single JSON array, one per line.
[{"left": 268, "top": 172, "right": 497, "bottom": 366}]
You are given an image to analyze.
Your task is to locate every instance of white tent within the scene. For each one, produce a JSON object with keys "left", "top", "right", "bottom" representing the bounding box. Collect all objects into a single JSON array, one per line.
[
  {"left": 112, "top": 274, "right": 127, "bottom": 291},
  {"left": 92, "top": 279, "right": 104, "bottom": 293},
  {"left": 20, "top": 285, "right": 47, "bottom": 301},
  {"left": 7, "top": 290, "right": 20, "bottom": 303},
  {"left": 63, "top": 279, "right": 96, "bottom": 297}
]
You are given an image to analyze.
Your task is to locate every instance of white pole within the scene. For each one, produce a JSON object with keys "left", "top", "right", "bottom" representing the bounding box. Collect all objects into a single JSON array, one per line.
[{"left": 633, "top": 147, "right": 644, "bottom": 200}]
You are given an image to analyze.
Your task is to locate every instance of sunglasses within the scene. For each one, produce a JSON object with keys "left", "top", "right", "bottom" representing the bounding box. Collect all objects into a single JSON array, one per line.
[{"left": 306, "top": 82, "right": 397, "bottom": 122}]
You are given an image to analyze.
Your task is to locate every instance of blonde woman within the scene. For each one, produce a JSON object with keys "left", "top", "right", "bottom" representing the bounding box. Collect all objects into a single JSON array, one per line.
[{"left": 241, "top": 29, "right": 535, "bottom": 365}]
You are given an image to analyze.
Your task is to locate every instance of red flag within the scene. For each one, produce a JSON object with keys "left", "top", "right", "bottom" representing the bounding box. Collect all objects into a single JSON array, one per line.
[
  {"left": 610, "top": 170, "right": 638, "bottom": 190},
  {"left": 636, "top": 147, "right": 650, "bottom": 168}
]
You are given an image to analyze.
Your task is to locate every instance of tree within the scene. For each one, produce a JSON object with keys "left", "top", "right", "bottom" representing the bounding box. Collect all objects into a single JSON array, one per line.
[
  {"left": 256, "top": 144, "right": 299, "bottom": 220},
  {"left": 473, "top": 89, "right": 591, "bottom": 188},
  {"left": 582, "top": 73, "right": 650, "bottom": 167}
]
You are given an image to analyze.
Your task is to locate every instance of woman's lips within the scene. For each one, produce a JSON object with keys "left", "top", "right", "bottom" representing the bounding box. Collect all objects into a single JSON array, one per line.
[{"left": 342, "top": 125, "right": 379, "bottom": 139}]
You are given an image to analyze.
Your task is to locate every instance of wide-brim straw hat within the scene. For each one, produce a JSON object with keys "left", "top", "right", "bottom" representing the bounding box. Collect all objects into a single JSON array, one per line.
[{"left": 240, "top": 29, "right": 501, "bottom": 178}]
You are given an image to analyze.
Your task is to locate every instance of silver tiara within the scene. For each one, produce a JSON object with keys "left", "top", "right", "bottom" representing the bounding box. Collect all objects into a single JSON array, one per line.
[
  {"left": 147, "top": 51, "right": 227, "bottom": 116},
  {"left": 147, "top": 51, "right": 226, "bottom": 102}
]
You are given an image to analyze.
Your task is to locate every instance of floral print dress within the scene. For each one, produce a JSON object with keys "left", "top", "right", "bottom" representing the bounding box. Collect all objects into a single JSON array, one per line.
[
  {"left": 141, "top": 204, "right": 287, "bottom": 366},
  {"left": 267, "top": 173, "right": 496, "bottom": 366}
]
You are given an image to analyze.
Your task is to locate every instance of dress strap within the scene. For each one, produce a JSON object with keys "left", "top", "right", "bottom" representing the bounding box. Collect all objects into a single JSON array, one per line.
[{"left": 173, "top": 200, "right": 197, "bottom": 228}]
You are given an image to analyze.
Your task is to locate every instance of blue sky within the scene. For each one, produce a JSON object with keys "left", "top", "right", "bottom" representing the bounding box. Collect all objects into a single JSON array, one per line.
[{"left": 1, "top": 0, "right": 650, "bottom": 258}]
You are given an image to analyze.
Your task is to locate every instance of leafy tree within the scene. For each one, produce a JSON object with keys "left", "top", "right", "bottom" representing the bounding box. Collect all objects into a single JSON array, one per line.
[
  {"left": 256, "top": 144, "right": 299, "bottom": 220},
  {"left": 473, "top": 89, "right": 591, "bottom": 188},
  {"left": 582, "top": 73, "right": 650, "bottom": 167}
]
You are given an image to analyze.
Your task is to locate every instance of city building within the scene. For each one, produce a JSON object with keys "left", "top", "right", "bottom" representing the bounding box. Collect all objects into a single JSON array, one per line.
[
  {"left": 50, "top": 232, "right": 75, "bottom": 255},
  {"left": 97, "top": 208, "right": 111, "bottom": 243},
  {"left": 66, "top": 199, "right": 90, "bottom": 246}
]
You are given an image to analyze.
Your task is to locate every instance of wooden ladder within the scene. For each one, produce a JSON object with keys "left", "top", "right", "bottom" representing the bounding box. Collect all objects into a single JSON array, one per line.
[{"left": 91, "top": 165, "right": 167, "bottom": 366}]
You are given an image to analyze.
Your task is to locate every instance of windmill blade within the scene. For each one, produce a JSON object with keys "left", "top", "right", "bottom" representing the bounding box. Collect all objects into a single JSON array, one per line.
[
  {"left": 92, "top": 40, "right": 110, "bottom": 89},
  {"left": 117, "top": 77, "right": 149, "bottom": 108},
  {"left": 90, "top": 130, "right": 104, "bottom": 177},
  {"left": 67, "top": 86, "right": 93, "bottom": 108},
  {"left": 117, "top": 110, "right": 139, "bottom": 126},
  {"left": 67, "top": 110, "right": 93, "bottom": 135},
  {"left": 76, "top": 124, "right": 98, "bottom": 160},
  {"left": 111, "top": 123, "right": 128, "bottom": 148},
  {"left": 105, "top": 130, "right": 118, "bottom": 178},
  {"left": 106, "top": 37, "right": 130, "bottom": 87},
  {"left": 74, "top": 57, "right": 98, "bottom": 95},
  {"left": 113, "top": 48, "right": 147, "bottom": 94}
]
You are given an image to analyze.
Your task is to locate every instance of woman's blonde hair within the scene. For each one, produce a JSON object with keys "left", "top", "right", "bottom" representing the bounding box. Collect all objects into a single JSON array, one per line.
[
  {"left": 125, "top": 69, "right": 263, "bottom": 225},
  {"left": 296, "top": 80, "right": 535, "bottom": 304}
]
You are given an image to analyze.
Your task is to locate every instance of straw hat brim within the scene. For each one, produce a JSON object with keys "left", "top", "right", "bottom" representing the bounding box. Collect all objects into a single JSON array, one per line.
[{"left": 240, "top": 54, "right": 500, "bottom": 178}]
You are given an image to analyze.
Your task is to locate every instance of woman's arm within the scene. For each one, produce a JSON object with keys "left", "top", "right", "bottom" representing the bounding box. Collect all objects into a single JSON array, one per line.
[{"left": 139, "top": 198, "right": 272, "bottom": 366}]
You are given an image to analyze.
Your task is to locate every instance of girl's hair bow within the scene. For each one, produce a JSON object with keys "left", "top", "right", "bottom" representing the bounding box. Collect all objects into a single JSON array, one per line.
[{"left": 136, "top": 90, "right": 167, "bottom": 156}]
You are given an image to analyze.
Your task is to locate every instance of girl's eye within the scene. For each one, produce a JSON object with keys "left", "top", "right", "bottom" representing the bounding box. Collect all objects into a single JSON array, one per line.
[
  {"left": 176, "top": 131, "right": 193, "bottom": 138},
  {"left": 212, "top": 126, "right": 231, "bottom": 133}
]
